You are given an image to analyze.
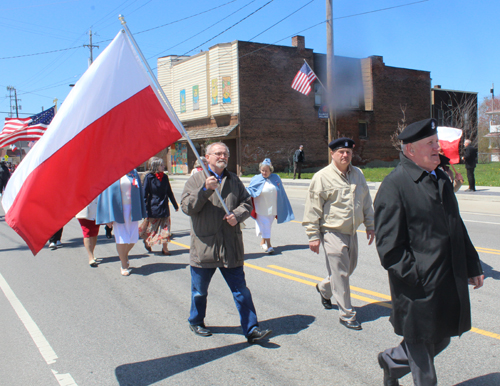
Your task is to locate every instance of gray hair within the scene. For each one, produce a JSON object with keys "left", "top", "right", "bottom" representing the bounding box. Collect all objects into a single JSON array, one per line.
[
  {"left": 206, "top": 142, "right": 230, "bottom": 157},
  {"left": 193, "top": 156, "right": 207, "bottom": 168},
  {"left": 464, "top": 139, "right": 472, "bottom": 146},
  {"left": 259, "top": 160, "right": 274, "bottom": 173},
  {"left": 148, "top": 156, "right": 164, "bottom": 173}
]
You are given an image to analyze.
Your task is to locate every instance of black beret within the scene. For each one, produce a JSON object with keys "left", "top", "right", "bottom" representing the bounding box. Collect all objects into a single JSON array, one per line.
[
  {"left": 398, "top": 118, "right": 437, "bottom": 144},
  {"left": 329, "top": 137, "right": 355, "bottom": 151}
]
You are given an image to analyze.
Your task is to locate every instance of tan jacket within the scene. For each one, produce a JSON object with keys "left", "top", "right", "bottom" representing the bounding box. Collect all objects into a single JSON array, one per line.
[{"left": 302, "top": 162, "right": 374, "bottom": 241}]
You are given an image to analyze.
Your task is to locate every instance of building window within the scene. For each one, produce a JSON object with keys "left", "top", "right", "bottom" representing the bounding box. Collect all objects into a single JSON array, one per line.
[
  {"left": 350, "top": 96, "right": 359, "bottom": 108},
  {"left": 314, "top": 83, "right": 322, "bottom": 106},
  {"left": 359, "top": 121, "right": 367, "bottom": 139},
  {"left": 438, "top": 109, "right": 444, "bottom": 126}
]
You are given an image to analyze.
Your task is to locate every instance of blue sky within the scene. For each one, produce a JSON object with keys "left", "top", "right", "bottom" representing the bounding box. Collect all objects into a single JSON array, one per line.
[{"left": 0, "top": 0, "right": 498, "bottom": 122}]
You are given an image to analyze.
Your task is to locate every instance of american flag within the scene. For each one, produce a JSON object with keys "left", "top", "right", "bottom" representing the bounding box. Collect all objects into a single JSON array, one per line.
[
  {"left": 291, "top": 63, "right": 317, "bottom": 96},
  {"left": 0, "top": 106, "right": 55, "bottom": 148}
]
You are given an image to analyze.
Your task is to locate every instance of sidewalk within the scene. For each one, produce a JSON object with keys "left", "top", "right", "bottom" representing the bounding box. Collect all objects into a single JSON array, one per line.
[{"left": 169, "top": 174, "right": 500, "bottom": 202}]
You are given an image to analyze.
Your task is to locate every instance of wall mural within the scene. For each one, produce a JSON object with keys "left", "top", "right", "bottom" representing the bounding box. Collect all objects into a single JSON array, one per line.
[
  {"left": 171, "top": 143, "right": 188, "bottom": 174},
  {"left": 211, "top": 78, "right": 218, "bottom": 105},
  {"left": 180, "top": 89, "right": 186, "bottom": 113},
  {"left": 222, "top": 76, "right": 231, "bottom": 104},
  {"left": 193, "top": 85, "right": 199, "bottom": 110}
]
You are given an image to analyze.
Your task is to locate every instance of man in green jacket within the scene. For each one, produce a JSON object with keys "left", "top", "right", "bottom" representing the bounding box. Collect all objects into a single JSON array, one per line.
[
  {"left": 181, "top": 142, "right": 272, "bottom": 343},
  {"left": 303, "top": 138, "right": 375, "bottom": 330}
]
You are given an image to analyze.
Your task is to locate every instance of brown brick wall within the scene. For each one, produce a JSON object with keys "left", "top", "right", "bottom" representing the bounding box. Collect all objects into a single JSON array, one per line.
[{"left": 237, "top": 41, "right": 329, "bottom": 174}]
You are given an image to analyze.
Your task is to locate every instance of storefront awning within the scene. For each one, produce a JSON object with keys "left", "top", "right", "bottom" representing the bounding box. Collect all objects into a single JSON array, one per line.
[{"left": 179, "top": 124, "right": 238, "bottom": 141}]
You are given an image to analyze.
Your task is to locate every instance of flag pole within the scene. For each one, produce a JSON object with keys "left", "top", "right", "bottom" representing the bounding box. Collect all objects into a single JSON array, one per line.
[
  {"left": 118, "top": 15, "right": 230, "bottom": 215},
  {"left": 304, "top": 59, "right": 327, "bottom": 93}
]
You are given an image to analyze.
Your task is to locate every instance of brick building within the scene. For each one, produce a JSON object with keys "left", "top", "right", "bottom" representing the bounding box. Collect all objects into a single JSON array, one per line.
[{"left": 157, "top": 36, "right": 431, "bottom": 174}]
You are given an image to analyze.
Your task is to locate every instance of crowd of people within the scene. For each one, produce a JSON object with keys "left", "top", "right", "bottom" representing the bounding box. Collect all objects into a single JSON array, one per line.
[{"left": 13, "top": 120, "right": 482, "bottom": 379}]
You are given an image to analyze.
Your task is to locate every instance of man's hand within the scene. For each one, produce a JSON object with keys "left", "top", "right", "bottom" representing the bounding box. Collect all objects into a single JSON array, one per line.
[
  {"left": 205, "top": 176, "right": 218, "bottom": 190},
  {"left": 223, "top": 213, "right": 238, "bottom": 227},
  {"left": 309, "top": 239, "right": 320, "bottom": 254},
  {"left": 455, "top": 172, "right": 464, "bottom": 183},
  {"left": 468, "top": 274, "right": 484, "bottom": 289},
  {"left": 366, "top": 230, "right": 375, "bottom": 245}
]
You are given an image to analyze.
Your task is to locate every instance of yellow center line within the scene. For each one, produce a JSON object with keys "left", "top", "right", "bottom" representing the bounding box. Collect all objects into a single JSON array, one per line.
[{"left": 167, "top": 236, "right": 499, "bottom": 340}]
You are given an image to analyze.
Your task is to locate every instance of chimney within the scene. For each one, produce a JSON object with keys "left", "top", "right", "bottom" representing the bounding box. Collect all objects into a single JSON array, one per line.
[
  {"left": 292, "top": 35, "right": 305, "bottom": 50},
  {"left": 435, "top": 85, "right": 441, "bottom": 89}
]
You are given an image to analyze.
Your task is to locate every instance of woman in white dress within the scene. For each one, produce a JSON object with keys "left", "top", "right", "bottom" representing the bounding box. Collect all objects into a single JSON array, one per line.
[
  {"left": 96, "top": 169, "right": 147, "bottom": 276},
  {"left": 246, "top": 159, "right": 294, "bottom": 254}
]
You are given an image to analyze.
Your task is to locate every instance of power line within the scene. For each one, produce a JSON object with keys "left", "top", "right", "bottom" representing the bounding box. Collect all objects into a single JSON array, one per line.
[{"left": 0, "top": 46, "right": 81, "bottom": 60}]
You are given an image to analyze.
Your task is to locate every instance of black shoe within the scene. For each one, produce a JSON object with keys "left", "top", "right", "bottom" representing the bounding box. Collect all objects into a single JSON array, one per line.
[
  {"left": 189, "top": 324, "right": 212, "bottom": 337},
  {"left": 316, "top": 284, "right": 333, "bottom": 309},
  {"left": 339, "top": 318, "right": 362, "bottom": 330},
  {"left": 247, "top": 328, "right": 272, "bottom": 344},
  {"left": 105, "top": 225, "right": 113, "bottom": 239},
  {"left": 378, "top": 352, "right": 400, "bottom": 386}
]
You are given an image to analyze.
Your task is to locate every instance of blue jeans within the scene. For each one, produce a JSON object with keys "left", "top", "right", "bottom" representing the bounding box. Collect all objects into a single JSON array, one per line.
[{"left": 189, "top": 266, "right": 258, "bottom": 337}]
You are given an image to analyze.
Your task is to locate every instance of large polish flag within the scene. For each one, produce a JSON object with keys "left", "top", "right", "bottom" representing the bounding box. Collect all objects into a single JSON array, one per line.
[
  {"left": 437, "top": 126, "right": 463, "bottom": 164},
  {"left": 2, "top": 31, "right": 182, "bottom": 254}
]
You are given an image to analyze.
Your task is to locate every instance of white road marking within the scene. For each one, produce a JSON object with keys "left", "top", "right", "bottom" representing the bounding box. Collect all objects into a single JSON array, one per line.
[
  {"left": 0, "top": 272, "right": 78, "bottom": 386},
  {"left": 463, "top": 219, "right": 500, "bottom": 225}
]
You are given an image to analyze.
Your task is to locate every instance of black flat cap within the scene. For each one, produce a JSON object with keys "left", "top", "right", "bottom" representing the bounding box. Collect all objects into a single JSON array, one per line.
[
  {"left": 329, "top": 137, "right": 355, "bottom": 151},
  {"left": 398, "top": 118, "right": 437, "bottom": 144}
]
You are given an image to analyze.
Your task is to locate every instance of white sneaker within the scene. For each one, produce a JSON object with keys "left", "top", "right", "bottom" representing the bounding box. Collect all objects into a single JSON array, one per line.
[
  {"left": 49, "top": 242, "right": 57, "bottom": 250},
  {"left": 56, "top": 241, "right": 63, "bottom": 248},
  {"left": 261, "top": 244, "right": 268, "bottom": 252},
  {"left": 267, "top": 247, "right": 274, "bottom": 254}
]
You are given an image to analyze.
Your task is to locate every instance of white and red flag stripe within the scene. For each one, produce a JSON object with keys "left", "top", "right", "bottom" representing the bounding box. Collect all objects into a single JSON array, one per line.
[
  {"left": 291, "top": 63, "right": 317, "bottom": 96},
  {"left": 437, "top": 126, "right": 462, "bottom": 164},
  {"left": 2, "top": 30, "right": 182, "bottom": 254}
]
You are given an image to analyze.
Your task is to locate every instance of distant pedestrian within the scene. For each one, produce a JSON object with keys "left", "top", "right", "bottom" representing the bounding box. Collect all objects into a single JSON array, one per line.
[
  {"left": 139, "top": 157, "right": 178, "bottom": 255},
  {"left": 181, "top": 142, "right": 272, "bottom": 343},
  {"left": 293, "top": 145, "right": 305, "bottom": 179},
  {"left": 96, "top": 169, "right": 147, "bottom": 276},
  {"left": 462, "top": 139, "right": 478, "bottom": 191},
  {"left": 0, "top": 159, "right": 11, "bottom": 194},
  {"left": 48, "top": 228, "right": 64, "bottom": 250},
  {"left": 303, "top": 138, "right": 374, "bottom": 331},
  {"left": 438, "top": 153, "right": 463, "bottom": 193},
  {"left": 190, "top": 156, "right": 208, "bottom": 175},
  {"left": 374, "top": 118, "right": 483, "bottom": 386},
  {"left": 76, "top": 198, "right": 100, "bottom": 267},
  {"left": 246, "top": 158, "right": 294, "bottom": 253}
]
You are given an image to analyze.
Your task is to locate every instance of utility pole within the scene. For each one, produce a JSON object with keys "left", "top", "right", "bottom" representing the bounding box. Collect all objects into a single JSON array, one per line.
[
  {"left": 83, "top": 29, "right": 99, "bottom": 67},
  {"left": 326, "top": 0, "right": 335, "bottom": 147},
  {"left": 6, "top": 86, "right": 21, "bottom": 118}
]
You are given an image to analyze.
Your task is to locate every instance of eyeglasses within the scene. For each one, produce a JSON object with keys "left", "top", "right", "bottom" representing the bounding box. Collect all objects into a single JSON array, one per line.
[{"left": 209, "top": 152, "right": 230, "bottom": 158}]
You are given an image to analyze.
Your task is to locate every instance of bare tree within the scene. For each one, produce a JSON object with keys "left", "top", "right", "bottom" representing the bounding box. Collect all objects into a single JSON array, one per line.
[
  {"left": 440, "top": 93, "right": 478, "bottom": 145},
  {"left": 391, "top": 104, "right": 407, "bottom": 151}
]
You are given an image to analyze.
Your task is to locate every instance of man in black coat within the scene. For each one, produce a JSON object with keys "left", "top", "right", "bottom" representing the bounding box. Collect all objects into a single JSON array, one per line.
[
  {"left": 374, "top": 118, "right": 484, "bottom": 386},
  {"left": 293, "top": 145, "right": 304, "bottom": 179},
  {"left": 0, "top": 159, "right": 11, "bottom": 194},
  {"left": 462, "top": 139, "right": 478, "bottom": 191}
]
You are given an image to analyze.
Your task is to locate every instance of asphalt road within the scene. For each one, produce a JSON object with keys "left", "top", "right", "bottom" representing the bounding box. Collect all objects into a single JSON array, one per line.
[{"left": 1, "top": 182, "right": 499, "bottom": 386}]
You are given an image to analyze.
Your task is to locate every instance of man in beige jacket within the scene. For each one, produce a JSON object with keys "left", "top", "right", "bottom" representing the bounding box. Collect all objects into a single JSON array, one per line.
[{"left": 303, "top": 138, "right": 375, "bottom": 330}]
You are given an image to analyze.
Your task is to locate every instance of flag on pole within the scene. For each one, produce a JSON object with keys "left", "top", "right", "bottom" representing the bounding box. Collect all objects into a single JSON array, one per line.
[
  {"left": 10, "top": 144, "right": 17, "bottom": 152},
  {"left": 291, "top": 62, "right": 317, "bottom": 96},
  {"left": 2, "top": 30, "right": 183, "bottom": 254},
  {"left": 437, "top": 126, "right": 462, "bottom": 164},
  {"left": 0, "top": 106, "right": 55, "bottom": 148}
]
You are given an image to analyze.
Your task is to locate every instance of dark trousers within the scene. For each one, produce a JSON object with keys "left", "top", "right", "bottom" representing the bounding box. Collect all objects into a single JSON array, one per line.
[
  {"left": 188, "top": 266, "right": 258, "bottom": 337},
  {"left": 466, "top": 167, "right": 476, "bottom": 190},
  {"left": 381, "top": 337, "right": 451, "bottom": 386},
  {"left": 49, "top": 228, "right": 63, "bottom": 243},
  {"left": 293, "top": 162, "right": 303, "bottom": 179}
]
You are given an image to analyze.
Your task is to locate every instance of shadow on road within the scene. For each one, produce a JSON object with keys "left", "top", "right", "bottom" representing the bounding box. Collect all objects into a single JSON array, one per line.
[
  {"left": 244, "top": 244, "right": 310, "bottom": 260},
  {"left": 131, "top": 262, "right": 189, "bottom": 276},
  {"left": 482, "top": 261, "right": 500, "bottom": 281},
  {"left": 454, "top": 373, "right": 500, "bottom": 385},
  {"left": 114, "top": 314, "right": 315, "bottom": 386},
  {"left": 356, "top": 301, "right": 392, "bottom": 323}
]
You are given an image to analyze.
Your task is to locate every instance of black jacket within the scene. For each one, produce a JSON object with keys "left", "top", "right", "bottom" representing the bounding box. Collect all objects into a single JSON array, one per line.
[
  {"left": 143, "top": 172, "right": 178, "bottom": 218},
  {"left": 463, "top": 146, "right": 477, "bottom": 169},
  {"left": 294, "top": 149, "right": 304, "bottom": 163},
  {"left": 374, "top": 153, "right": 482, "bottom": 343}
]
